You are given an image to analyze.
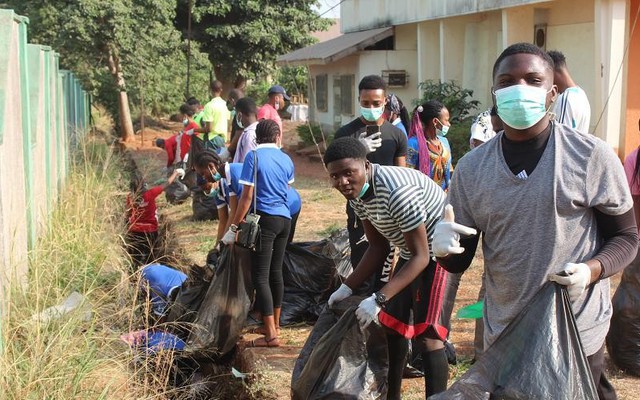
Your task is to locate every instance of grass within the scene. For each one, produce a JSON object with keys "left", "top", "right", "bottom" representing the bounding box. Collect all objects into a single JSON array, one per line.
[{"left": 0, "top": 137, "right": 205, "bottom": 399}]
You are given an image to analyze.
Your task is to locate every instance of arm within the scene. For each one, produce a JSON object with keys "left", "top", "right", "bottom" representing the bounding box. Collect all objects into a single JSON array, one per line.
[
  {"left": 437, "top": 234, "right": 480, "bottom": 274},
  {"left": 227, "top": 128, "right": 243, "bottom": 156},
  {"left": 344, "top": 219, "right": 391, "bottom": 290},
  {"left": 216, "top": 206, "right": 229, "bottom": 242},
  {"left": 394, "top": 156, "right": 406, "bottom": 167},
  {"left": 377, "top": 224, "right": 431, "bottom": 301},
  {"left": 585, "top": 208, "right": 638, "bottom": 281},
  {"left": 228, "top": 195, "right": 239, "bottom": 229},
  {"left": 161, "top": 170, "right": 180, "bottom": 190},
  {"left": 231, "top": 185, "right": 253, "bottom": 226}
]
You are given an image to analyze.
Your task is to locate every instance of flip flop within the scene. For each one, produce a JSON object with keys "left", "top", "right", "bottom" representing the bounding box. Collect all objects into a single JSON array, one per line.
[
  {"left": 250, "top": 336, "right": 280, "bottom": 348},
  {"left": 252, "top": 326, "right": 281, "bottom": 336}
]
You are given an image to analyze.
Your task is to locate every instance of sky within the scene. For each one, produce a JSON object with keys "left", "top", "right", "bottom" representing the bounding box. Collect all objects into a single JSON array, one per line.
[{"left": 314, "top": 0, "right": 341, "bottom": 18}]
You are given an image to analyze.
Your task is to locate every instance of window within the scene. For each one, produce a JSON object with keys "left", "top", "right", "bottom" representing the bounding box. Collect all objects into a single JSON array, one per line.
[
  {"left": 340, "top": 74, "right": 354, "bottom": 115},
  {"left": 315, "top": 74, "right": 328, "bottom": 112}
]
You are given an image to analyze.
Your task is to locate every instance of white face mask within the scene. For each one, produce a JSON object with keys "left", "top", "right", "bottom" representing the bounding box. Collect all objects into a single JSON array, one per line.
[{"left": 236, "top": 113, "right": 244, "bottom": 129}]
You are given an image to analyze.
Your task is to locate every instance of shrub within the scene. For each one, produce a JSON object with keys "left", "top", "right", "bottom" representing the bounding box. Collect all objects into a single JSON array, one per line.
[
  {"left": 296, "top": 122, "right": 332, "bottom": 147},
  {"left": 416, "top": 80, "right": 480, "bottom": 123},
  {"left": 447, "top": 117, "right": 474, "bottom": 166}
]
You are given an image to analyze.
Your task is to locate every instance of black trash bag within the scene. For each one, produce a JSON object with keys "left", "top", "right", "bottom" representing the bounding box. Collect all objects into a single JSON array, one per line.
[
  {"left": 429, "top": 282, "right": 598, "bottom": 399},
  {"left": 320, "top": 228, "right": 352, "bottom": 279},
  {"left": 165, "top": 179, "right": 190, "bottom": 204},
  {"left": 187, "top": 246, "right": 252, "bottom": 357},
  {"left": 191, "top": 189, "right": 219, "bottom": 221},
  {"left": 280, "top": 241, "right": 342, "bottom": 326},
  {"left": 165, "top": 264, "right": 216, "bottom": 340},
  {"left": 291, "top": 301, "right": 389, "bottom": 400},
  {"left": 607, "top": 250, "right": 640, "bottom": 376}
]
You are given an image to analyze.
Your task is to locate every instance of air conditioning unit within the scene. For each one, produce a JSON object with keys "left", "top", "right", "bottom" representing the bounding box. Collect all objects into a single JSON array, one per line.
[{"left": 382, "top": 70, "right": 408, "bottom": 88}]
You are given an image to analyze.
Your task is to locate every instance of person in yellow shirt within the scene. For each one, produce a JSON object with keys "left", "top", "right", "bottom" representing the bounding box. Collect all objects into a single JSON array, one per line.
[{"left": 200, "top": 80, "right": 230, "bottom": 151}]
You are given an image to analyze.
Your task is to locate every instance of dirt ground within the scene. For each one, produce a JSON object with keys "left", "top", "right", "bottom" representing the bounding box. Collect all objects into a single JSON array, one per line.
[{"left": 124, "top": 119, "right": 639, "bottom": 399}]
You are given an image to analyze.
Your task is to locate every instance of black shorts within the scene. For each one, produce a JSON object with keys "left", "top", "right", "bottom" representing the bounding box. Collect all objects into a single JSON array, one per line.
[{"left": 378, "top": 257, "right": 448, "bottom": 340}]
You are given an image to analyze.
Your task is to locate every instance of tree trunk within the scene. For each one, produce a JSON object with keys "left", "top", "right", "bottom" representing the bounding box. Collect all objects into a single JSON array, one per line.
[
  {"left": 107, "top": 48, "right": 135, "bottom": 141},
  {"left": 214, "top": 65, "right": 245, "bottom": 96}
]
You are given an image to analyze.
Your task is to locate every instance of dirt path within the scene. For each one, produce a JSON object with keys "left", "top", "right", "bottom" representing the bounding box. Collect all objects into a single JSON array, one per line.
[{"left": 123, "top": 119, "right": 640, "bottom": 399}]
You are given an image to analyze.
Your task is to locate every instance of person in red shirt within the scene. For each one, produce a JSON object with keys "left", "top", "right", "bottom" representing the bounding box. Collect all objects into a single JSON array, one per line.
[
  {"left": 257, "top": 85, "right": 289, "bottom": 136},
  {"left": 179, "top": 103, "right": 200, "bottom": 164},
  {"left": 126, "top": 168, "right": 184, "bottom": 269}
]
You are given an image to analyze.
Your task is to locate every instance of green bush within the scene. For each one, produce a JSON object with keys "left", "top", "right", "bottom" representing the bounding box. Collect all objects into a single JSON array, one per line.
[
  {"left": 296, "top": 122, "right": 332, "bottom": 147},
  {"left": 417, "top": 80, "right": 480, "bottom": 123},
  {"left": 447, "top": 117, "right": 473, "bottom": 166}
]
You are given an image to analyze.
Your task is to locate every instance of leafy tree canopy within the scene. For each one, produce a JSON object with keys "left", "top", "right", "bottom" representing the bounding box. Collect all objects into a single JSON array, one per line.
[{"left": 177, "top": 0, "right": 331, "bottom": 87}]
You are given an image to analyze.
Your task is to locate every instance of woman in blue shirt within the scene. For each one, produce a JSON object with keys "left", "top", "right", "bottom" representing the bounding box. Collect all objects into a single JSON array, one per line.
[
  {"left": 193, "top": 150, "right": 301, "bottom": 246},
  {"left": 407, "top": 100, "right": 453, "bottom": 191},
  {"left": 226, "top": 119, "right": 295, "bottom": 347}
]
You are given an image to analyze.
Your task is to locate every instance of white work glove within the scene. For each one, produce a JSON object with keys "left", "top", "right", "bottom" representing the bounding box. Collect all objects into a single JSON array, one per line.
[
  {"left": 548, "top": 262, "right": 592, "bottom": 302},
  {"left": 221, "top": 228, "right": 236, "bottom": 245},
  {"left": 355, "top": 294, "right": 381, "bottom": 329},
  {"left": 358, "top": 131, "right": 382, "bottom": 153},
  {"left": 184, "top": 128, "right": 195, "bottom": 136},
  {"left": 174, "top": 168, "right": 186, "bottom": 180},
  {"left": 328, "top": 283, "right": 352, "bottom": 308},
  {"left": 432, "top": 205, "right": 478, "bottom": 258},
  {"left": 218, "top": 147, "right": 230, "bottom": 162}
]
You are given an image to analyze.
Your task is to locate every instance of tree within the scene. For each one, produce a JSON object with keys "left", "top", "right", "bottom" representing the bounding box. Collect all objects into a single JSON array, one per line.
[
  {"left": 176, "top": 0, "right": 331, "bottom": 91},
  {"left": 9, "top": 0, "right": 208, "bottom": 140}
]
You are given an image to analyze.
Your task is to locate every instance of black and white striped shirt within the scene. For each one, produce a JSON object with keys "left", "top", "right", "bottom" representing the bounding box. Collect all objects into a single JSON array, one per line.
[{"left": 350, "top": 164, "right": 446, "bottom": 259}]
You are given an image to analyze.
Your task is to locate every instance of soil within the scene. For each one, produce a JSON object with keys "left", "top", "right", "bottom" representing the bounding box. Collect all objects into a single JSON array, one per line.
[{"left": 123, "top": 118, "right": 640, "bottom": 399}]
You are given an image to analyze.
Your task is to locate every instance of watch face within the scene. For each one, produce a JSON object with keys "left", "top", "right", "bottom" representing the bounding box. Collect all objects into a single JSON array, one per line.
[{"left": 375, "top": 292, "right": 387, "bottom": 306}]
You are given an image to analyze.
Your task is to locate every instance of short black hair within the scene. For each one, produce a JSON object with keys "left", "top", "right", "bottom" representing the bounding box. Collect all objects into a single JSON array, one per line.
[
  {"left": 358, "top": 75, "right": 386, "bottom": 92},
  {"left": 256, "top": 119, "right": 280, "bottom": 144},
  {"left": 179, "top": 103, "right": 196, "bottom": 116},
  {"left": 547, "top": 50, "right": 566, "bottom": 70},
  {"left": 210, "top": 80, "right": 223, "bottom": 93},
  {"left": 323, "top": 137, "right": 367, "bottom": 166},
  {"left": 235, "top": 97, "right": 258, "bottom": 116},
  {"left": 415, "top": 100, "right": 446, "bottom": 125},
  {"left": 228, "top": 88, "right": 244, "bottom": 101},
  {"left": 492, "top": 42, "right": 554, "bottom": 79},
  {"left": 186, "top": 97, "right": 200, "bottom": 106},
  {"left": 194, "top": 149, "right": 223, "bottom": 169},
  {"left": 490, "top": 105, "right": 498, "bottom": 116}
]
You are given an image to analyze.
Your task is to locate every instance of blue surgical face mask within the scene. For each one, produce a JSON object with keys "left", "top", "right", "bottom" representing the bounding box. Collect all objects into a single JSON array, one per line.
[
  {"left": 357, "top": 163, "right": 370, "bottom": 199},
  {"left": 494, "top": 85, "right": 551, "bottom": 130},
  {"left": 208, "top": 167, "right": 221, "bottom": 183},
  {"left": 361, "top": 105, "right": 385, "bottom": 122},
  {"left": 205, "top": 187, "right": 219, "bottom": 198},
  {"left": 236, "top": 113, "right": 244, "bottom": 129},
  {"left": 436, "top": 120, "right": 450, "bottom": 137}
]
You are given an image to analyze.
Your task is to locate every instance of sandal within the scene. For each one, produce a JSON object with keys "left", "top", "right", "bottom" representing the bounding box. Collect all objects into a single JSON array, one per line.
[
  {"left": 249, "top": 336, "right": 280, "bottom": 348},
  {"left": 252, "top": 326, "right": 281, "bottom": 336}
]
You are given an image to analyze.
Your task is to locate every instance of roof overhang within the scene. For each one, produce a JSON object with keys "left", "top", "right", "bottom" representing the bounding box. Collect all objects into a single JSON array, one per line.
[{"left": 277, "top": 26, "right": 393, "bottom": 67}]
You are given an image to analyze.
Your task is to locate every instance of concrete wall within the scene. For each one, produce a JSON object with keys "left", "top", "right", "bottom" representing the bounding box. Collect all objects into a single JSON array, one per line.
[
  {"left": 0, "top": 10, "right": 90, "bottom": 300},
  {"left": 623, "top": 0, "right": 640, "bottom": 158},
  {"left": 341, "top": 0, "right": 553, "bottom": 32}
]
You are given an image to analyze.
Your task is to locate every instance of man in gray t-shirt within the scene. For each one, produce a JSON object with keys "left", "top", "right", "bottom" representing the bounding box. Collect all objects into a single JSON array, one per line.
[{"left": 433, "top": 43, "right": 637, "bottom": 400}]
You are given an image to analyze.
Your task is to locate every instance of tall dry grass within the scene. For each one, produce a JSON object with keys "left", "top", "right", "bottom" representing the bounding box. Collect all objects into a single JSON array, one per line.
[{"left": 0, "top": 137, "right": 180, "bottom": 399}]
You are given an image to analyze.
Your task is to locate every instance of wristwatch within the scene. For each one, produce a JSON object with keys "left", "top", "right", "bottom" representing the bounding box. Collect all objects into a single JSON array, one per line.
[
  {"left": 229, "top": 224, "right": 238, "bottom": 232},
  {"left": 374, "top": 291, "right": 387, "bottom": 308}
]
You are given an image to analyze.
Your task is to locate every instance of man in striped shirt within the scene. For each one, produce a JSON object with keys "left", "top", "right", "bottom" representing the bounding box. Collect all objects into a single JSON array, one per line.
[{"left": 325, "top": 136, "right": 450, "bottom": 399}]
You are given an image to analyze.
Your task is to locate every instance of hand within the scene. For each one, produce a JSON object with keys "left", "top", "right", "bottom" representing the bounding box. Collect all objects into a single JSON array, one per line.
[
  {"left": 174, "top": 168, "right": 186, "bottom": 180},
  {"left": 358, "top": 131, "right": 382, "bottom": 153},
  {"left": 432, "top": 205, "right": 477, "bottom": 258},
  {"left": 355, "top": 294, "right": 381, "bottom": 329},
  {"left": 221, "top": 228, "right": 236, "bottom": 245},
  {"left": 548, "top": 263, "right": 592, "bottom": 302},
  {"left": 218, "top": 148, "right": 230, "bottom": 161},
  {"left": 328, "top": 283, "right": 352, "bottom": 308}
]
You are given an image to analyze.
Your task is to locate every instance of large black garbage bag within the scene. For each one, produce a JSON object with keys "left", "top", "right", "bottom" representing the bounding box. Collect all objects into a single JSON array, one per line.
[
  {"left": 191, "top": 190, "right": 219, "bottom": 221},
  {"left": 187, "top": 246, "right": 252, "bottom": 357},
  {"left": 430, "top": 282, "right": 598, "bottom": 399},
  {"left": 165, "top": 179, "right": 190, "bottom": 204},
  {"left": 322, "top": 228, "right": 352, "bottom": 279},
  {"left": 280, "top": 242, "right": 339, "bottom": 325},
  {"left": 165, "top": 264, "right": 215, "bottom": 340},
  {"left": 291, "top": 301, "right": 389, "bottom": 400},
  {"left": 607, "top": 250, "right": 640, "bottom": 376}
]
